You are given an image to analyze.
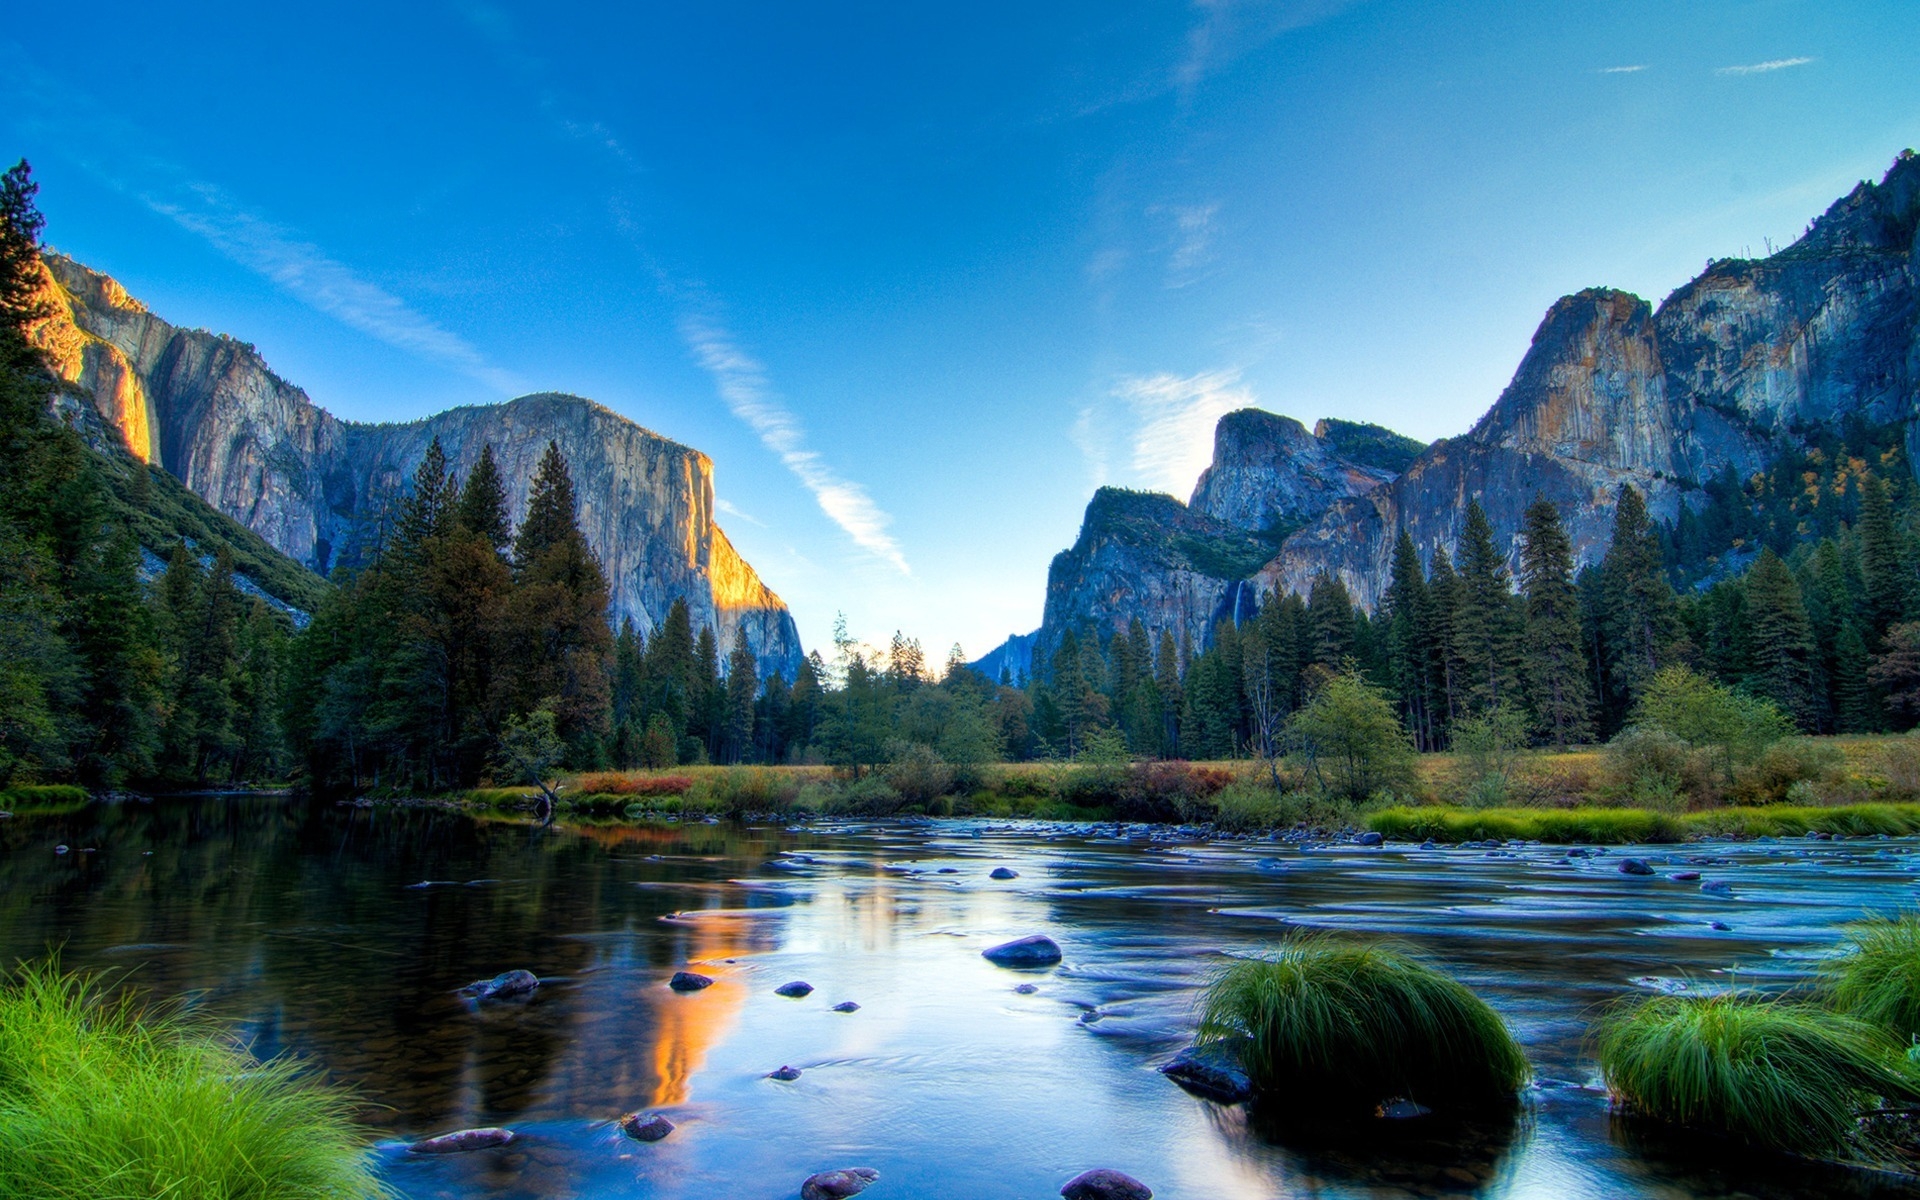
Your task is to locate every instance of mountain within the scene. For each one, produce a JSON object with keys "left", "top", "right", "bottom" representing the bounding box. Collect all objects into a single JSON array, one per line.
[
  {"left": 1033, "top": 150, "right": 1920, "bottom": 666},
  {"left": 31, "top": 255, "right": 804, "bottom": 676},
  {"left": 1033, "top": 413, "right": 1419, "bottom": 664},
  {"left": 967, "top": 630, "right": 1037, "bottom": 684}
]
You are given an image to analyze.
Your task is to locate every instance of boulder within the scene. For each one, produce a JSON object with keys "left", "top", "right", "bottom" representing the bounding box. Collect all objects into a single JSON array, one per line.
[
  {"left": 1669, "top": 871, "right": 1701, "bottom": 882},
  {"left": 801, "top": 1167, "right": 879, "bottom": 1200},
  {"left": 775, "top": 980, "right": 815, "bottom": 998},
  {"left": 990, "top": 867, "right": 1019, "bottom": 879},
  {"left": 619, "top": 1113, "right": 674, "bottom": 1142},
  {"left": 1061, "top": 1168, "right": 1153, "bottom": 1200},
  {"left": 669, "top": 971, "right": 714, "bottom": 992},
  {"left": 769, "top": 1065, "right": 802, "bottom": 1081},
  {"left": 1701, "top": 879, "right": 1734, "bottom": 895},
  {"left": 1618, "top": 858, "right": 1655, "bottom": 876},
  {"left": 408, "top": 1127, "right": 515, "bottom": 1154},
  {"left": 1015, "top": 983, "right": 1039, "bottom": 995},
  {"left": 1159, "top": 1039, "right": 1253, "bottom": 1103},
  {"left": 982, "top": 935, "right": 1063, "bottom": 967},
  {"left": 832, "top": 1001, "right": 861, "bottom": 1013},
  {"left": 1356, "top": 831, "right": 1384, "bottom": 847},
  {"left": 461, "top": 970, "right": 539, "bottom": 1001}
]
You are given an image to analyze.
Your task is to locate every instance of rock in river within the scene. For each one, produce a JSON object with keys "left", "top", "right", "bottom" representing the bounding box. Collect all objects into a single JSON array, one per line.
[
  {"left": 775, "top": 980, "right": 815, "bottom": 998},
  {"left": 1061, "top": 1168, "right": 1153, "bottom": 1199},
  {"left": 462, "top": 970, "right": 539, "bottom": 1000},
  {"left": 990, "top": 866, "right": 1019, "bottom": 879},
  {"left": 801, "top": 1167, "right": 879, "bottom": 1199},
  {"left": 1618, "top": 858, "right": 1655, "bottom": 876},
  {"left": 769, "top": 1065, "right": 802, "bottom": 1081},
  {"left": 982, "top": 934, "right": 1062, "bottom": 967},
  {"left": 1159, "top": 1039, "right": 1253, "bottom": 1103},
  {"left": 409, "top": 1127, "right": 515, "bottom": 1154},
  {"left": 1356, "top": 831, "right": 1384, "bottom": 847},
  {"left": 1701, "top": 879, "right": 1734, "bottom": 895},
  {"left": 669, "top": 971, "right": 714, "bottom": 992},
  {"left": 833, "top": 1001, "right": 861, "bottom": 1013},
  {"left": 619, "top": 1112, "right": 674, "bottom": 1142}
]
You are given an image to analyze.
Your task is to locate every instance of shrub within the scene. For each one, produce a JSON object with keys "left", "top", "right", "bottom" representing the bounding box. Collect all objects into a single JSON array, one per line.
[
  {"left": 1113, "top": 761, "right": 1234, "bottom": 823},
  {"left": 1451, "top": 705, "right": 1529, "bottom": 808},
  {"left": 1880, "top": 733, "right": 1920, "bottom": 800},
  {"left": 1197, "top": 934, "right": 1527, "bottom": 1113},
  {"left": 0, "top": 961, "right": 390, "bottom": 1199},
  {"left": 1602, "top": 726, "right": 1703, "bottom": 809},
  {"left": 882, "top": 741, "right": 955, "bottom": 806},
  {"left": 1211, "top": 781, "right": 1347, "bottom": 832},
  {"left": 1631, "top": 666, "right": 1794, "bottom": 783},
  {"left": 1727, "top": 739, "right": 1845, "bottom": 805},
  {"left": 1286, "top": 672, "right": 1416, "bottom": 804},
  {"left": 1827, "top": 914, "right": 1920, "bottom": 1043},
  {"left": 825, "top": 776, "right": 903, "bottom": 816},
  {"left": 1594, "top": 993, "right": 1916, "bottom": 1156}
]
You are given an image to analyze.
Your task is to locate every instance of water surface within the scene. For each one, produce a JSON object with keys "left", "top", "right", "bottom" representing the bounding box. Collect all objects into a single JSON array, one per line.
[{"left": 4, "top": 796, "right": 1920, "bottom": 1199}]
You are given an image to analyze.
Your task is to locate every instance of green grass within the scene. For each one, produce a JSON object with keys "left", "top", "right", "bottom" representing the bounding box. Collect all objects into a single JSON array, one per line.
[
  {"left": 1196, "top": 934, "right": 1528, "bottom": 1112},
  {"left": 0, "top": 785, "right": 89, "bottom": 813},
  {"left": 1367, "top": 805, "right": 1687, "bottom": 844},
  {"left": 0, "top": 961, "right": 391, "bottom": 1200},
  {"left": 1594, "top": 993, "right": 1918, "bottom": 1156},
  {"left": 1367, "top": 802, "right": 1920, "bottom": 844},
  {"left": 1827, "top": 914, "right": 1920, "bottom": 1043}
]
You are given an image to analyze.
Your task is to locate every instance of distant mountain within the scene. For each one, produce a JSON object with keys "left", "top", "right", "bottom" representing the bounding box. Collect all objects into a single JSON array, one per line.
[
  {"left": 968, "top": 630, "right": 1037, "bottom": 684},
  {"left": 1031, "top": 151, "right": 1920, "bottom": 669},
  {"left": 32, "top": 256, "right": 804, "bottom": 676}
]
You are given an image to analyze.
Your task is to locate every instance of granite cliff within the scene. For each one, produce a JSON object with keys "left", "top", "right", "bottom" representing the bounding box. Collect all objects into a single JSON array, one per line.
[
  {"left": 32, "top": 255, "right": 804, "bottom": 676},
  {"left": 1028, "top": 151, "right": 1920, "bottom": 668}
]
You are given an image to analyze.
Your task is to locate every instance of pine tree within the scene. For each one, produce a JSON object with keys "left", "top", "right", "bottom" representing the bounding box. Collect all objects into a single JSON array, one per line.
[
  {"left": 1307, "top": 574, "right": 1354, "bottom": 668},
  {"left": 1383, "top": 530, "right": 1432, "bottom": 748},
  {"left": 1834, "top": 621, "right": 1876, "bottom": 733},
  {"left": 1452, "top": 500, "right": 1522, "bottom": 715},
  {"left": 1425, "top": 545, "right": 1464, "bottom": 736},
  {"left": 1600, "top": 484, "right": 1684, "bottom": 707},
  {"left": 1153, "top": 629, "right": 1182, "bottom": 754},
  {"left": 396, "top": 437, "right": 454, "bottom": 556},
  {"left": 1860, "top": 471, "right": 1906, "bottom": 643},
  {"left": 1744, "top": 548, "right": 1819, "bottom": 729},
  {"left": 723, "top": 629, "right": 757, "bottom": 763},
  {"left": 455, "top": 443, "right": 512, "bottom": 555},
  {"left": 513, "top": 441, "right": 580, "bottom": 568},
  {"left": 1518, "top": 498, "right": 1594, "bottom": 746}
]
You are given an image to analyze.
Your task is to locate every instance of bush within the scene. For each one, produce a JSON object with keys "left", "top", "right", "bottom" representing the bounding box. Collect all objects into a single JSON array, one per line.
[
  {"left": 1211, "top": 781, "right": 1347, "bottom": 832},
  {"left": 1451, "top": 705, "right": 1529, "bottom": 808},
  {"left": 1727, "top": 739, "right": 1845, "bottom": 805},
  {"left": 882, "top": 741, "right": 955, "bottom": 806},
  {"left": 1113, "top": 761, "right": 1235, "bottom": 823},
  {"left": 1827, "top": 915, "right": 1920, "bottom": 1043},
  {"left": 1602, "top": 726, "right": 1704, "bottom": 809},
  {"left": 1197, "top": 935, "right": 1527, "bottom": 1113},
  {"left": 1595, "top": 993, "right": 1916, "bottom": 1156},
  {"left": 1632, "top": 666, "right": 1794, "bottom": 783},
  {"left": 1880, "top": 733, "right": 1920, "bottom": 800},
  {"left": 684, "top": 767, "right": 803, "bottom": 814},
  {"left": 1286, "top": 672, "right": 1416, "bottom": 803},
  {"left": 825, "top": 776, "right": 903, "bottom": 816},
  {"left": 0, "top": 961, "right": 390, "bottom": 1199}
]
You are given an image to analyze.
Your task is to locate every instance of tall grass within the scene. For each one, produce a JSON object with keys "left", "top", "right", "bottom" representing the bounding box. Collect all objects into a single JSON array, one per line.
[
  {"left": 1367, "top": 805, "right": 1686, "bottom": 844},
  {"left": 1594, "top": 993, "right": 1917, "bottom": 1156},
  {"left": 0, "top": 961, "right": 391, "bottom": 1200},
  {"left": 1196, "top": 935, "right": 1528, "bottom": 1112},
  {"left": 1827, "top": 914, "right": 1920, "bottom": 1042}
]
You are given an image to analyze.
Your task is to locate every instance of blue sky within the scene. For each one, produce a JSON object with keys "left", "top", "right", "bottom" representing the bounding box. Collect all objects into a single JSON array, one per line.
[{"left": 6, "top": 1, "right": 1918, "bottom": 662}]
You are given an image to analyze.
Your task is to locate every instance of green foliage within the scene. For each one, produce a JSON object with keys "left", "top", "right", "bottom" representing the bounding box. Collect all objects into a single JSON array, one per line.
[
  {"left": 1827, "top": 915, "right": 1920, "bottom": 1043},
  {"left": 1595, "top": 993, "right": 1916, "bottom": 1155},
  {"left": 0, "top": 960, "right": 391, "bottom": 1199},
  {"left": 0, "top": 783, "right": 88, "bottom": 811},
  {"left": 1630, "top": 666, "right": 1795, "bottom": 782},
  {"left": 1450, "top": 703, "right": 1529, "bottom": 807},
  {"left": 1601, "top": 725, "right": 1700, "bottom": 809},
  {"left": 1197, "top": 934, "right": 1528, "bottom": 1111},
  {"left": 1286, "top": 671, "right": 1415, "bottom": 802},
  {"left": 1315, "top": 418, "right": 1427, "bottom": 474}
]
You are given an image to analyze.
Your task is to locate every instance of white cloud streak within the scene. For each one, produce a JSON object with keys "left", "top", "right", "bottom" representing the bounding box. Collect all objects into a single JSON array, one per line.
[
  {"left": 680, "top": 317, "right": 910, "bottom": 574},
  {"left": 1598, "top": 64, "right": 1647, "bottom": 74},
  {"left": 1113, "top": 368, "right": 1253, "bottom": 495},
  {"left": 1175, "top": 0, "right": 1365, "bottom": 99},
  {"left": 143, "top": 184, "right": 523, "bottom": 394},
  {"left": 1158, "top": 202, "right": 1221, "bottom": 286},
  {"left": 715, "top": 497, "right": 767, "bottom": 528},
  {"left": 1716, "top": 57, "right": 1814, "bottom": 76}
]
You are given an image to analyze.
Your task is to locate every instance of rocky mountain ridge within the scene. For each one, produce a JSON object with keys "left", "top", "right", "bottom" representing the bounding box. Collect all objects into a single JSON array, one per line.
[
  {"left": 1023, "top": 151, "right": 1920, "bottom": 670},
  {"left": 32, "top": 254, "right": 804, "bottom": 676}
]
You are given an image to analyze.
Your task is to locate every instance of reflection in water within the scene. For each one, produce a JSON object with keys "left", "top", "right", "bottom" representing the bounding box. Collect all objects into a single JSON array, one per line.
[{"left": 5, "top": 796, "right": 1920, "bottom": 1199}]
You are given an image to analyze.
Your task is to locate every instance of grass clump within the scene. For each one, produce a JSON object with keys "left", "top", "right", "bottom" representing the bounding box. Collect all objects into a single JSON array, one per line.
[
  {"left": 1367, "top": 805, "right": 1686, "bottom": 845},
  {"left": 1828, "top": 915, "right": 1920, "bottom": 1043},
  {"left": 0, "top": 961, "right": 391, "bottom": 1200},
  {"left": 1197, "top": 934, "right": 1528, "bottom": 1113},
  {"left": 1594, "top": 993, "right": 1918, "bottom": 1157}
]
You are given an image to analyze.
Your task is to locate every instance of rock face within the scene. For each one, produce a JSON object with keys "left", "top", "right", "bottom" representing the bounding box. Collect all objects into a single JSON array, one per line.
[
  {"left": 1262, "top": 152, "right": 1920, "bottom": 608},
  {"left": 1030, "top": 151, "right": 1920, "bottom": 651},
  {"left": 1035, "top": 415, "right": 1421, "bottom": 664},
  {"left": 31, "top": 256, "right": 804, "bottom": 676}
]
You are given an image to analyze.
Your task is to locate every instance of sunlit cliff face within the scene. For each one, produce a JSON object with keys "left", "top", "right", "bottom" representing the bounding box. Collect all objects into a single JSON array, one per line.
[{"left": 26, "top": 260, "right": 156, "bottom": 463}]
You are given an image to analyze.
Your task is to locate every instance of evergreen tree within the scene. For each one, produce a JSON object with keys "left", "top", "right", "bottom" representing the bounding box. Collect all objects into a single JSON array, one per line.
[
  {"left": 513, "top": 441, "right": 580, "bottom": 568},
  {"left": 396, "top": 437, "right": 454, "bottom": 556},
  {"left": 1306, "top": 574, "right": 1354, "bottom": 668},
  {"left": 1743, "top": 548, "right": 1819, "bottom": 729},
  {"left": 1860, "top": 471, "right": 1906, "bottom": 642},
  {"left": 1452, "top": 501, "right": 1522, "bottom": 715},
  {"left": 1599, "top": 484, "right": 1685, "bottom": 716},
  {"left": 723, "top": 629, "right": 757, "bottom": 763},
  {"left": 1382, "top": 530, "right": 1432, "bottom": 748},
  {"left": 455, "top": 443, "right": 511, "bottom": 554},
  {"left": 1518, "top": 498, "right": 1594, "bottom": 746},
  {"left": 1153, "top": 629, "right": 1183, "bottom": 754}
]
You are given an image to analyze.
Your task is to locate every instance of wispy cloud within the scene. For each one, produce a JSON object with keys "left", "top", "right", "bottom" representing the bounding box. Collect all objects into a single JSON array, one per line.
[
  {"left": 143, "top": 184, "right": 523, "bottom": 393},
  {"left": 680, "top": 316, "right": 910, "bottom": 574},
  {"left": 1114, "top": 369, "right": 1253, "bottom": 494},
  {"left": 1175, "top": 0, "right": 1366, "bottom": 99},
  {"left": 1156, "top": 202, "right": 1221, "bottom": 287},
  {"left": 1717, "top": 56, "right": 1815, "bottom": 76},
  {"left": 1598, "top": 64, "right": 1647, "bottom": 74},
  {"left": 716, "top": 497, "right": 767, "bottom": 528}
]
